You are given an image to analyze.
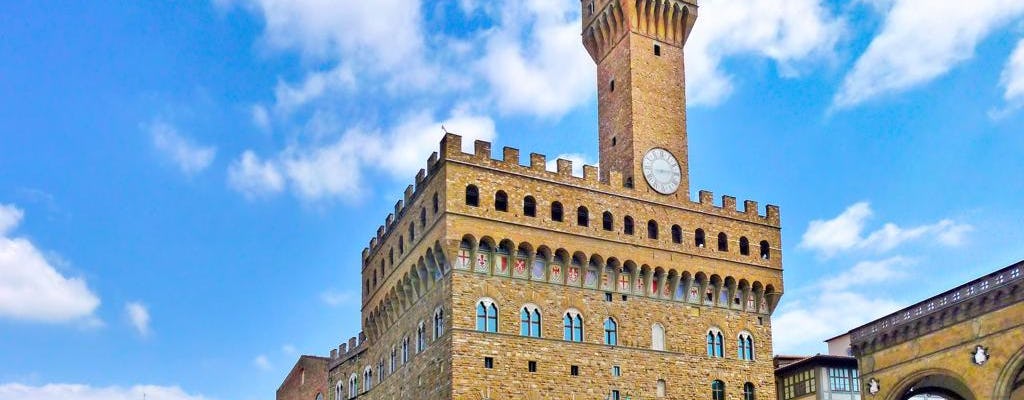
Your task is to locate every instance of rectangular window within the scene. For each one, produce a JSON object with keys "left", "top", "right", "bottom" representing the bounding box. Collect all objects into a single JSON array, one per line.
[
  {"left": 605, "top": 292, "right": 613, "bottom": 302},
  {"left": 654, "top": 44, "right": 661, "bottom": 56},
  {"left": 829, "top": 368, "right": 858, "bottom": 392},
  {"left": 570, "top": 365, "right": 579, "bottom": 376},
  {"left": 484, "top": 357, "right": 494, "bottom": 369},
  {"left": 611, "top": 390, "right": 621, "bottom": 400},
  {"left": 612, "top": 366, "right": 621, "bottom": 377},
  {"left": 783, "top": 369, "right": 817, "bottom": 399},
  {"left": 528, "top": 361, "right": 537, "bottom": 372},
  {"left": 621, "top": 295, "right": 628, "bottom": 301}
]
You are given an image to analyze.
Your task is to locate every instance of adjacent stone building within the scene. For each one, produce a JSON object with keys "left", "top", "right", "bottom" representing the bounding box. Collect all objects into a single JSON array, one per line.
[
  {"left": 286, "top": 1, "right": 786, "bottom": 399},
  {"left": 277, "top": 355, "right": 329, "bottom": 400},
  {"left": 848, "top": 260, "right": 1024, "bottom": 400}
]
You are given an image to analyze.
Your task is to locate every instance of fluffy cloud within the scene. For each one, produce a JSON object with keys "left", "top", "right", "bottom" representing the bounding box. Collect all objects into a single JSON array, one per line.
[
  {"left": 228, "top": 109, "right": 496, "bottom": 202},
  {"left": 476, "top": 0, "right": 595, "bottom": 117},
  {"left": 125, "top": 302, "right": 151, "bottom": 337},
  {"left": 997, "top": 38, "right": 1024, "bottom": 113},
  {"left": 821, "top": 256, "right": 914, "bottom": 291},
  {"left": 253, "top": 355, "right": 272, "bottom": 371},
  {"left": 799, "top": 202, "right": 972, "bottom": 258},
  {"left": 545, "top": 153, "right": 595, "bottom": 177},
  {"left": 0, "top": 204, "right": 101, "bottom": 323},
  {"left": 149, "top": 122, "right": 216, "bottom": 176},
  {"left": 686, "top": 0, "right": 844, "bottom": 106},
  {"left": 0, "top": 383, "right": 209, "bottom": 400},
  {"left": 773, "top": 288, "right": 904, "bottom": 353},
  {"left": 834, "top": 0, "right": 1024, "bottom": 109}
]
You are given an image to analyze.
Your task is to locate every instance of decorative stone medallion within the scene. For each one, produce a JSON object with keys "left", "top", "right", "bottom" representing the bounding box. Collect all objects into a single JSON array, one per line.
[
  {"left": 867, "top": 378, "right": 880, "bottom": 396},
  {"left": 972, "top": 345, "right": 990, "bottom": 365}
]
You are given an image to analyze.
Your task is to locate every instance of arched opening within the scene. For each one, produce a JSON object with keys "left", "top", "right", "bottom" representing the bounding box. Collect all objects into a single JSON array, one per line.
[
  {"left": 420, "top": 207, "right": 426, "bottom": 228},
  {"left": 523, "top": 196, "right": 536, "bottom": 217},
  {"left": 760, "top": 240, "right": 771, "bottom": 260},
  {"left": 603, "top": 211, "right": 614, "bottom": 231},
  {"left": 718, "top": 232, "right": 728, "bottom": 251},
  {"left": 432, "top": 192, "right": 439, "bottom": 213},
  {"left": 651, "top": 323, "right": 665, "bottom": 351},
  {"left": 494, "top": 190, "right": 508, "bottom": 212},
  {"left": 465, "top": 185, "right": 479, "bottom": 207},
  {"left": 1010, "top": 361, "right": 1024, "bottom": 400},
  {"left": 739, "top": 237, "right": 750, "bottom": 256},
  {"left": 712, "top": 380, "right": 726, "bottom": 400},
  {"left": 897, "top": 373, "right": 975, "bottom": 400},
  {"left": 604, "top": 317, "right": 618, "bottom": 346},
  {"left": 551, "top": 201, "right": 564, "bottom": 222},
  {"left": 577, "top": 206, "right": 589, "bottom": 227},
  {"left": 671, "top": 225, "right": 682, "bottom": 244},
  {"left": 695, "top": 229, "right": 706, "bottom": 247},
  {"left": 743, "top": 382, "right": 755, "bottom": 400},
  {"left": 624, "top": 216, "right": 635, "bottom": 235},
  {"left": 647, "top": 220, "right": 659, "bottom": 240}
]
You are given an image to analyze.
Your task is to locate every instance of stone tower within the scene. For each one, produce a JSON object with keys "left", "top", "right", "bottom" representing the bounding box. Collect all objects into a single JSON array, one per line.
[{"left": 582, "top": 0, "right": 697, "bottom": 196}]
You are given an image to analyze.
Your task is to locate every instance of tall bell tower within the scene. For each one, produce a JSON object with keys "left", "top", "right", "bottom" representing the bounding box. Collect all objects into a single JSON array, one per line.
[{"left": 582, "top": 0, "right": 697, "bottom": 196}]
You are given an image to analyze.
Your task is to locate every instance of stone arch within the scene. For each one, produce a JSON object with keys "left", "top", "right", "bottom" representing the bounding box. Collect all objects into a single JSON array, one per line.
[
  {"left": 621, "top": 261, "right": 637, "bottom": 293},
  {"left": 653, "top": 266, "right": 667, "bottom": 297},
  {"left": 678, "top": 270, "right": 693, "bottom": 302},
  {"left": 604, "top": 257, "right": 622, "bottom": 291},
  {"left": 432, "top": 241, "right": 449, "bottom": 275},
  {"left": 994, "top": 342, "right": 1024, "bottom": 399},
  {"left": 888, "top": 369, "right": 975, "bottom": 400}
]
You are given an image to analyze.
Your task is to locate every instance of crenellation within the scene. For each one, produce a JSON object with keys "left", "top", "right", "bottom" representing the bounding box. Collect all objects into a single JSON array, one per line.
[
  {"left": 583, "top": 165, "right": 599, "bottom": 182},
  {"left": 330, "top": 348, "right": 338, "bottom": 359},
  {"left": 743, "top": 200, "right": 758, "bottom": 216},
  {"left": 362, "top": 248, "right": 369, "bottom": 265},
  {"left": 415, "top": 169, "right": 426, "bottom": 190},
  {"left": 556, "top": 158, "right": 573, "bottom": 176},
  {"left": 376, "top": 226, "right": 385, "bottom": 243},
  {"left": 502, "top": 146, "right": 519, "bottom": 165},
  {"left": 722, "top": 195, "right": 737, "bottom": 213},
  {"left": 698, "top": 190, "right": 713, "bottom": 206},
  {"left": 529, "top": 153, "right": 546, "bottom": 171},
  {"left": 369, "top": 238, "right": 377, "bottom": 251},
  {"left": 385, "top": 214, "right": 394, "bottom": 233},
  {"left": 473, "top": 140, "right": 490, "bottom": 160},
  {"left": 394, "top": 201, "right": 403, "bottom": 221},
  {"left": 404, "top": 185, "right": 414, "bottom": 207},
  {"left": 766, "top": 205, "right": 780, "bottom": 225},
  {"left": 427, "top": 151, "right": 439, "bottom": 171}
]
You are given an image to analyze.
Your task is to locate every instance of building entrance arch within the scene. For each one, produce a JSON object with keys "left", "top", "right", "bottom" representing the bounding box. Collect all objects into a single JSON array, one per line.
[
  {"left": 893, "top": 372, "right": 974, "bottom": 400},
  {"left": 995, "top": 344, "right": 1024, "bottom": 400}
]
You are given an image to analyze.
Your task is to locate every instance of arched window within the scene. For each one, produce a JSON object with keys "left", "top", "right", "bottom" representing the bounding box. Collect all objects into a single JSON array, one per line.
[
  {"left": 398, "top": 236, "right": 404, "bottom": 254},
  {"left": 657, "top": 379, "right": 667, "bottom": 397},
  {"left": 671, "top": 225, "right": 682, "bottom": 244},
  {"left": 520, "top": 305, "right": 542, "bottom": 337},
  {"left": 604, "top": 317, "right": 618, "bottom": 346},
  {"left": 408, "top": 223, "right": 415, "bottom": 243},
  {"left": 647, "top": 220, "right": 659, "bottom": 240},
  {"left": 390, "top": 346, "right": 396, "bottom": 373},
  {"left": 695, "top": 229, "right": 706, "bottom": 247},
  {"left": 363, "top": 367, "right": 372, "bottom": 392},
  {"left": 348, "top": 374, "right": 358, "bottom": 398},
  {"left": 707, "top": 329, "right": 724, "bottom": 357},
  {"left": 420, "top": 207, "right": 426, "bottom": 228},
  {"left": 563, "top": 310, "right": 583, "bottom": 342},
  {"left": 718, "top": 232, "right": 728, "bottom": 251},
  {"left": 743, "top": 382, "right": 755, "bottom": 400},
  {"left": 624, "top": 216, "right": 635, "bottom": 235},
  {"left": 401, "top": 337, "right": 409, "bottom": 363},
  {"left": 739, "top": 237, "right": 750, "bottom": 256},
  {"left": 465, "top": 185, "right": 479, "bottom": 207},
  {"left": 625, "top": 177, "right": 634, "bottom": 188},
  {"left": 738, "top": 333, "right": 754, "bottom": 360},
  {"left": 335, "top": 380, "right": 343, "bottom": 400},
  {"left": 416, "top": 321, "right": 426, "bottom": 352},
  {"left": 377, "top": 359, "right": 383, "bottom": 383},
  {"left": 476, "top": 299, "right": 498, "bottom": 333},
  {"left": 602, "top": 211, "right": 613, "bottom": 231},
  {"left": 316, "top": 392, "right": 323, "bottom": 400},
  {"left": 577, "top": 206, "right": 589, "bottom": 226},
  {"left": 712, "top": 380, "right": 726, "bottom": 400},
  {"left": 760, "top": 241, "right": 771, "bottom": 260},
  {"left": 551, "top": 201, "right": 564, "bottom": 221},
  {"left": 652, "top": 323, "right": 665, "bottom": 351},
  {"left": 434, "top": 307, "right": 444, "bottom": 339},
  {"left": 495, "top": 190, "right": 508, "bottom": 212},
  {"left": 523, "top": 196, "right": 536, "bottom": 217},
  {"left": 432, "top": 193, "right": 439, "bottom": 213}
]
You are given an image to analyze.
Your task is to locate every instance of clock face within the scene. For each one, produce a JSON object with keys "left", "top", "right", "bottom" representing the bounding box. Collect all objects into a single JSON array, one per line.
[{"left": 642, "top": 148, "right": 681, "bottom": 194}]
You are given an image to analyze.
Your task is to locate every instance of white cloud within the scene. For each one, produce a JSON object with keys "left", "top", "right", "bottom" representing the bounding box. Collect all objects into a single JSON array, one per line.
[
  {"left": 272, "top": 64, "right": 356, "bottom": 114},
  {"left": 320, "top": 289, "right": 357, "bottom": 307},
  {"left": 545, "top": 153, "right": 595, "bottom": 177},
  {"left": 125, "top": 302, "right": 151, "bottom": 337},
  {"left": 251, "top": 104, "right": 271, "bottom": 130},
  {"left": 0, "top": 204, "right": 101, "bottom": 323},
  {"left": 476, "top": 0, "right": 594, "bottom": 117},
  {"left": 253, "top": 355, "right": 272, "bottom": 371},
  {"left": 686, "top": 0, "right": 844, "bottom": 106},
  {"left": 227, "top": 151, "right": 285, "bottom": 199},
  {"left": 282, "top": 344, "right": 297, "bottom": 355},
  {"left": 0, "top": 383, "right": 209, "bottom": 400},
  {"left": 800, "top": 202, "right": 973, "bottom": 258},
  {"left": 149, "top": 122, "right": 216, "bottom": 176},
  {"left": 228, "top": 109, "right": 496, "bottom": 202},
  {"left": 992, "top": 38, "right": 1024, "bottom": 117},
  {"left": 821, "top": 256, "right": 914, "bottom": 291},
  {"left": 833, "top": 0, "right": 1024, "bottom": 109},
  {"left": 773, "top": 289, "right": 904, "bottom": 353}
]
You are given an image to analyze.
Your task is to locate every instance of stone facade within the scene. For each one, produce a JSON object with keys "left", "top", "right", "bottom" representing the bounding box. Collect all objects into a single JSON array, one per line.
[
  {"left": 290, "top": 1, "right": 787, "bottom": 399},
  {"left": 849, "top": 261, "right": 1024, "bottom": 400},
  {"left": 278, "top": 356, "right": 329, "bottom": 400}
]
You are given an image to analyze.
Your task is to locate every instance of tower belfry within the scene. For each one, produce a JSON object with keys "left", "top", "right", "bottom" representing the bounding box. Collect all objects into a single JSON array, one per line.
[{"left": 582, "top": 0, "right": 698, "bottom": 197}]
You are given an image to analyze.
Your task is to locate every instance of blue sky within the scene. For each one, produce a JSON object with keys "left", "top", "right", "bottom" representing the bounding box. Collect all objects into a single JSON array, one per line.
[{"left": 1, "top": 1, "right": 1023, "bottom": 399}]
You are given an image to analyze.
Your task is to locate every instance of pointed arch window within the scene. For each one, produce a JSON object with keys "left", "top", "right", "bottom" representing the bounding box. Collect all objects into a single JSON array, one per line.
[
  {"left": 363, "top": 367, "right": 372, "bottom": 392},
  {"left": 420, "top": 207, "right": 427, "bottom": 228},
  {"left": 563, "top": 310, "right": 583, "bottom": 342},
  {"left": 624, "top": 216, "right": 635, "bottom": 235},
  {"left": 760, "top": 241, "right": 771, "bottom": 260},
  {"left": 465, "top": 185, "right": 479, "bottom": 207},
  {"left": 577, "top": 206, "right": 589, "bottom": 227},
  {"left": 390, "top": 346, "right": 396, "bottom": 373},
  {"left": 432, "top": 192, "right": 439, "bottom": 213},
  {"left": 551, "top": 202, "right": 564, "bottom": 222},
  {"left": 647, "top": 220, "right": 659, "bottom": 240},
  {"left": 739, "top": 237, "right": 750, "bottom": 256},
  {"left": 476, "top": 299, "right": 498, "bottom": 333},
  {"left": 707, "top": 329, "right": 724, "bottom": 357},
  {"left": 743, "top": 382, "right": 755, "bottom": 400},
  {"left": 433, "top": 307, "right": 445, "bottom": 339},
  {"left": 712, "top": 380, "right": 726, "bottom": 400},
  {"left": 523, "top": 196, "right": 536, "bottom": 217},
  {"left": 348, "top": 374, "right": 358, "bottom": 398},
  {"left": 416, "top": 321, "right": 426, "bottom": 352},
  {"left": 695, "top": 229, "right": 706, "bottom": 247},
  {"left": 718, "top": 232, "right": 728, "bottom": 251},
  {"left": 520, "top": 305, "right": 542, "bottom": 337},
  {"left": 401, "top": 337, "right": 409, "bottom": 363},
  {"left": 604, "top": 317, "right": 618, "bottom": 346},
  {"left": 652, "top": 323, "right": 666, "bottom": 351},
  {"left": 408, "top": 223, "right": 415, "bottom": 243},
  {"left": 671, "top": 225, "right": 682, "bottom": 244},
  {"left": 335, "top": 381, "right": 343, "bottom": 400},
  {"left": 494, "top": 190, "right": 508, "bottom": 212},
  {"left": 738, "top": 333, "right": 754, "bottom": 360},
  {"left": 602, "top": 211, "right": 613, "bottom": 231}
]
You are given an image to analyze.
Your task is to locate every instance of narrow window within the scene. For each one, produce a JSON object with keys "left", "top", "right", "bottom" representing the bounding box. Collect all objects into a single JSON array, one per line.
[
  {"left": 402, "top": 337, "right": 409, "bottom": 363},
  {"left": 602, "top": 211, "right": 613, "bottom": 231},
  {"left": 523, "top": 196, "right": 536, "bottom": 217},
  {"left": 654, "top": 43, "right": 662, "bottom": 56},
  {"left": 624, "top": 216, "right": 635, "bottom": 235},
  {"left": 416, "top": 322, "right": 426, "bottom": 352},
  {"left": 695, "top": 229, "right": 706, "bottom": 247},
  {"left": 390, "top": 346, "right": 396, "bottom": 373},
  {"left": 495, "top": 190, "right": 508, "bottom": 212},
  {"left": 563, "top": 311, "right": 583, "bottom": 342},
  {"left": 760, "top": 241, "right": 771, "bottom": 260},
  {"left": 739, "top": 237, "right": 750, "bottom": 256},
  {"left": 432, "top": 193, "right": 439, "bottom": 213},
  {"left": 625, "top": 177, "right": 633, "bottom": 188},
  {"left": 647, "top": 220, "right": 659, "bottom": 240},
  {"left": 476, "top": 300, "right": 498, "bottom": 333},
  {"left": 671, "top": 225, "right": 682, "bottom": 244},
  {"left": 551, "top": 201, "right": 564, "bottom": 222},
  {"left": 610, "top": 79, "right": 615, "bottom": 92},
  {"left": 408, "top": 223, "right": 414, "bottom": 243},
  {"left": 612, "top": 137, "right": 617, "bottom": 146},
  {"left": 465, "top": 185, "right": 479, "bottom": 207},
  {"left": 528, "top": 360, "right": 537, "bottom": 372},
  {"left": 612, "top": 366, "right": 621, "bottom": 377},
  {"left": 605, "top": 292, "right": 613, "bottom": 302},
  {"left": 651, "top": 323, "right": 665, "bottom": 351},
  {"left": 604, "top": 318, "right": 618, "bottom": 346},
  {"left": 657, "top": 379, "right": 667, "bottom": 397},
  {"left": 484, "top": 357, "right": 494, "bottom": 369},
  {"left": 611, "top": 390, "right": 621, "bottom": 400},
  {"left": 399, "top": 236, "right": 404, "bottom": 254},
  {"left": 571, "top": 365, "right": 580, "bottom": 376},
  {"left": 743, "top": 382, "right": 756, "bottom": 400},
  {"left": 718, "top": 232, "right": 728, "bottom": 251},
  {"left": 577, "top": 206, "right": 589, "bottom": 227},
  {"left": 434, "top": 308, "right": 445, "bottom": 339},
  {"left": 712, "top": 380, "right": 726, "bottom": 400},
  {"left": 520, "top": 306, "right": 541, "bottom": 338},
  {"left": 716, "top": 332, "right": 724, "bottom": 357}
]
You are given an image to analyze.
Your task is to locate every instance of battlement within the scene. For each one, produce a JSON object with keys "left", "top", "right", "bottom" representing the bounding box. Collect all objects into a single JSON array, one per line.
[{"left": 328, "top": 331, "right": 367, "bottom": 367}]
